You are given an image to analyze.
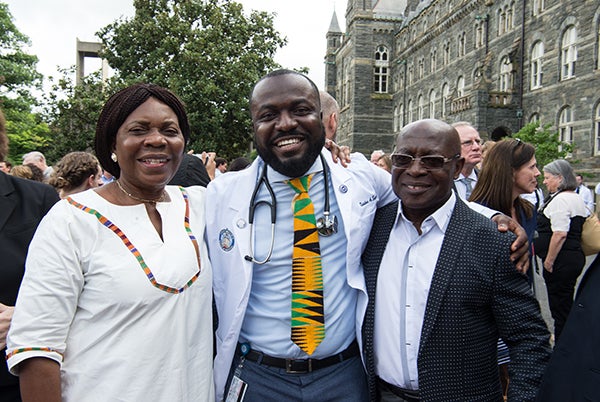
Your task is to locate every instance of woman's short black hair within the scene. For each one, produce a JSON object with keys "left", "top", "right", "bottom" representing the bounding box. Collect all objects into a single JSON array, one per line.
[{"left": 95, "top": 83, "right": 190, "bottom": 178}]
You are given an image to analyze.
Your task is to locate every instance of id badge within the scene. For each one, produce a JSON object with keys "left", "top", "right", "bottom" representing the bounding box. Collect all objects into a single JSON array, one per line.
[{"left": 225, "top": 375, "right": 248, "bottom": 402}]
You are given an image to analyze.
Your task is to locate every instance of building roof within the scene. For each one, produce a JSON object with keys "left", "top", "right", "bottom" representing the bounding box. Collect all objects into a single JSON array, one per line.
[
  {"left": 374, "top": 0, "right": 407, "bottom": 19},
  {"left": 328, "top": 10, "right": 342, "bottom": 33}
]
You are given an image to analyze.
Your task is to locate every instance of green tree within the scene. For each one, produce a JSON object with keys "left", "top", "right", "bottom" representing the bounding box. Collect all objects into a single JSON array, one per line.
[
  {"left": 97, "top": 0, "right": 286, "bottom": 159},
  {"left": 513, "top": 121, "right": 573, "bottom": 175},
  {"left": 0, "top": 2, "right": 51, "bottom": 162},
  {"left": 43, "top": 68, "right": 124, "bottom": 162}
]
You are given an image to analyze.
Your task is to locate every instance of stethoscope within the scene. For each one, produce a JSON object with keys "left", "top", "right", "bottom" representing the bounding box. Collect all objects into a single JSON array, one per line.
[{"left": 244, "top": 154, "right": 338, "bottom": 264}]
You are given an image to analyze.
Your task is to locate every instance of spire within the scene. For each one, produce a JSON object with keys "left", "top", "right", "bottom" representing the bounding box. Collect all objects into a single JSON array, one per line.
[{"left": 328, "top": 10, "right": 342, "bottom": 33}]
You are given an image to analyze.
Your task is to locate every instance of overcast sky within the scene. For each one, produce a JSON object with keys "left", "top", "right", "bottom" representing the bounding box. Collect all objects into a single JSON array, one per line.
[{"left": 5, "top": 0, "right": 347, "bottom": 91}]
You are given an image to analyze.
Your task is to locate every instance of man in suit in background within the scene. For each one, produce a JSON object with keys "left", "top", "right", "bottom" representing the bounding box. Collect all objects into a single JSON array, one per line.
[
  {"left": 0, "top": 110, "right": 59, "bottom": 401},
  {"left": 452, "top": 121, "right": 481, "bottom": 200},
  {"left": 536, "top": 252, "right": 600, "bottom": 401},
  {"left": 361, "top": 119, "right": 551, "bottom": 401}
]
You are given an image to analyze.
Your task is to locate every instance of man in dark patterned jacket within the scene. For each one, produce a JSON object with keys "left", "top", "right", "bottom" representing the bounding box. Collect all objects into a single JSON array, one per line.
[{"left": 361, "top": 119, "right": 551, "bottom": 401}]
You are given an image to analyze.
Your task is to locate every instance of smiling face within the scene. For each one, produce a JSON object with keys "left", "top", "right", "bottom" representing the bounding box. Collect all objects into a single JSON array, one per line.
[
  {"left": 113, "top": 97, "right": 185, "bottom": 195},
  {"left": 513, "top": 156, "right": 540, "bottom": 197},
  {"left": 250, "top": 73, "right": 325, "bottom": 177},
  {"left": 392, "top": 119, "right": 464, "bottom": 225}
]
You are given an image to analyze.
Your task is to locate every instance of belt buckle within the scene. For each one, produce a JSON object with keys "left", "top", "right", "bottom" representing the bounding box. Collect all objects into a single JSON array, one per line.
[{"left": 285, "top": 358, "right": 312, "bottom": 374}]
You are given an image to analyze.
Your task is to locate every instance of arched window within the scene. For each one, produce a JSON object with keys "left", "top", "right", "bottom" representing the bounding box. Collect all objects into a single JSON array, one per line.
[
  {"left": 443, "top": 42, "right": 450, "bottom": 65},
  {"left": 442, "top": 83, "right": 450, "bottom": 116},
  {"left": 561, "top": 26, "right": 577, "bottom": 80},
  {"left": 374, "top": 45, "right": 389, "bottom": 93},
  {"left": 498, "top": 9, "right": 506, "bottom": 35},
  {"left": 408, "top": 99, "right": 414, "bottom": 123},
  {"left": 499, "top": 56, "right": 512, "bottom": 92},
  {"left": 458, "top": 32, "right": 466, "bottom": 57},
  {"left": 559, "top": 106, "right": 573, "bottom": 149},
  {"left": 429, "top": 89, "right": 437, "bottom": 118},
  {"left": 399, "top": 103, "right": 404, "bottom": 130},
  {"left": 475, "top": 22, "right": 484, "bottom": 49},
  {"left": 418, "top": 95, "right": 424, "bottom": 120},
  {"left": 506, "top": 3, "right": 514, "bottom": 31},
  {"left": 418, "top": 58, "right": 425, "bottom": 79},
  {"left": 344, "top": 62, "right": 351, "bottom": 106},
  {"left": 393, "top": 106, "right": 399, "bottom": 132},
  {"left": 408, "top": 65, "right": 414, "bottom": 85},
  {"left": 456, "top": 76, "right": 465, "bottom": 97},
  {"left": 529, "top": 113, "right": 540, "bottom": 123},
  {"left": 594, "top": 103, "right": 600, "bottom": 155},
  {"left": 531, "top": 41, "right": 544, "bottom": 89},
  {"left": 430, "top": 50, "right": 437, "bottom": 73}
]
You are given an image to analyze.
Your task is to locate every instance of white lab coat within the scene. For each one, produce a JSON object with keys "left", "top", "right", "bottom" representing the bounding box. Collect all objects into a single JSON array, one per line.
[{"left": 205, "top": 150, "right": 395, "bottom": 401}]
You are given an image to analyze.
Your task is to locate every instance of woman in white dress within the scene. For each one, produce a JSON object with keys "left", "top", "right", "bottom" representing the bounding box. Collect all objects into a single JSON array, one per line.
[{"left": 6, "top": 84, "right": 214, "bottom": 401}]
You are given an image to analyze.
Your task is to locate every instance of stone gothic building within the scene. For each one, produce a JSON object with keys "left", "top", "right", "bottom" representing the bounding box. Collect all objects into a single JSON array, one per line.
[{"left": 324, "top": 0, "right": 599, "bottom": 179}]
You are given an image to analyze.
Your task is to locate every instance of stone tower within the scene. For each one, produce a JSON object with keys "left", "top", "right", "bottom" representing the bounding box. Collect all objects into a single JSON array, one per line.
[{"left": 325, "top": 10, "right": 342, "bottom": 96}]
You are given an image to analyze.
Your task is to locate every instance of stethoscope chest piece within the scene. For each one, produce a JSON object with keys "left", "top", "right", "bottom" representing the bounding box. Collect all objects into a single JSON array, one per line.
[{"left": 317, "top": 214, "right": 338, "bottom": 237}]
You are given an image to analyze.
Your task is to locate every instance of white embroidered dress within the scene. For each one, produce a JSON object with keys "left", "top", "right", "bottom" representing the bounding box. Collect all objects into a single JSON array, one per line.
[{"left": 7, "top": 186, "right": 214, "bottom": 401}]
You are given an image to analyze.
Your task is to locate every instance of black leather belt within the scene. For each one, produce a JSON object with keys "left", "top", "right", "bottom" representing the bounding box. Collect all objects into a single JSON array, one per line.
[
  {"left": 241, "top": 340, "right": 359, "bottom": 374},
  {"left": 377, "top": 378, "right": 420, "bottom": 401}
]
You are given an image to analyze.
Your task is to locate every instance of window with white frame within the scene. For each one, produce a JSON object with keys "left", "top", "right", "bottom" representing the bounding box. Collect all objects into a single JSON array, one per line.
[
  {"left": 442, "top": 83, "right": 449, "bottom": 116},
  {"left": 559, "top": 106, "right": 573, "bottom": 149},
  {"left": 418, "top": 95, "right": 424, "bottom": 119},
  {"left": 532, "top": 0, "right": 545, "bottom": 16},
  {"left": 457, "top": 76, "right": 465, "bottom": 97},
  {"left": 594, "top": 103, "right": 600, "bottom": 155},
  {"left": 561, "top": 26, "right": 577, "bottom": 80},
  {"left": 531, "top": 41, "right": 544, "bottom": 89},
  {"left": 374, "top": 46, "right": 389, "bottom": 93},
  {"left": 429, "top": 89, "right": 436, "bottom": 118},
  {"left": 500, "top": 56, "right": 512, "bottom": 91}
]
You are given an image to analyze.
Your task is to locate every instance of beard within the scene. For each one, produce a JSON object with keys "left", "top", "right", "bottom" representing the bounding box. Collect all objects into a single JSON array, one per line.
[{"left": 256, "top": 128, "right": 326, "bottom": 178}]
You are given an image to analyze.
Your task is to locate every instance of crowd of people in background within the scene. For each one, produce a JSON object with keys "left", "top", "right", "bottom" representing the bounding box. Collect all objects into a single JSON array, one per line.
[{"left": 0, "top": 71, "right": 599, "bottom": 402}]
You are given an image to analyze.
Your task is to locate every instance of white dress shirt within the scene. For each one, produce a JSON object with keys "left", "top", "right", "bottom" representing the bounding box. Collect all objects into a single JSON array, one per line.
[{"left": 374, "top": 193, "right": 456, "bottom": 391}]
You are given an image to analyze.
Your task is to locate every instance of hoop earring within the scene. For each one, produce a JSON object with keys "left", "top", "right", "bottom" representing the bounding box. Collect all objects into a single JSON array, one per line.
[{"left": 111, "top": 152, "right": 118, "bottom": 162}]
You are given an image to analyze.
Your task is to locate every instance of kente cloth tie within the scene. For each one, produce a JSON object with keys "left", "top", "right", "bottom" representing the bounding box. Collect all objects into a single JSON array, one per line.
[
  {"left": 286, "top": 174, "right": 325, "bottom": 355},
  {"left": 461, "top": 177, "right": 474, "bottom": 199}
]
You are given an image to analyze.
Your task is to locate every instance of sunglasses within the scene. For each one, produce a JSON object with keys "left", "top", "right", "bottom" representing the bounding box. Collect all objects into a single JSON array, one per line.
[{"left": 391, "top": 153, "right": 460, "bottom": 170}]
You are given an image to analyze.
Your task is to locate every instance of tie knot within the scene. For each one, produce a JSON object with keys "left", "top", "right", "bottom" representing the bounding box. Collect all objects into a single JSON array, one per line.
[{"left": 287, "top": 174, "right": 314, "bottom": 194}]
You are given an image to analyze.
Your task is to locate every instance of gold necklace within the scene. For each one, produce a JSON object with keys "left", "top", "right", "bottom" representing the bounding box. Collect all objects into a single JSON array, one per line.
[{"left": 115, "top": 180, "right": 166, "bottom": 204}]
